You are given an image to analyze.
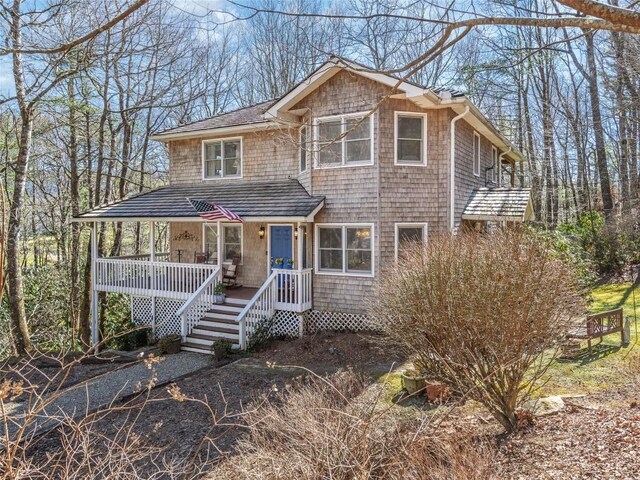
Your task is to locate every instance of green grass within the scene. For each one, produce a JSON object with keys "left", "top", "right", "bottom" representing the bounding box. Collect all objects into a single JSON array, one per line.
[{"left": 540, "top": 281, "right": 640, "bottom": 397}]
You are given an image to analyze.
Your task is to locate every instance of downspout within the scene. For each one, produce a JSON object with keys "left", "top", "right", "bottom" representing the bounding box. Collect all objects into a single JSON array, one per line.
[
  {"left": 450, "top": 106, "right": 470, "bottom": 232},
  {"left": 498, "top": 147, "right": 513, "bottom": 187}
]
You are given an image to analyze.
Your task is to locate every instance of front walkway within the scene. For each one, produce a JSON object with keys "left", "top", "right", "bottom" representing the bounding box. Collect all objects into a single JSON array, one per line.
[{"left": 2, "top": 352, "right": 210, "bottom": 441}]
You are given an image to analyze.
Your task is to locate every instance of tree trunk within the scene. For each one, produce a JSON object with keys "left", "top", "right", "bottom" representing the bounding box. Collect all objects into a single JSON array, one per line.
[{"left": 7, "top": 0, "right": 32, "bottom": 355}]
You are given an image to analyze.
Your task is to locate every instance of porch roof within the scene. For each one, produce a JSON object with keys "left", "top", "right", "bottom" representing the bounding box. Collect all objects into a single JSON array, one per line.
[
  {"left": 462, "top": 188, "right": 534, "bottom": 222},
  {"left": 73, "top": 180, "right": 325, "bottom": 222}
]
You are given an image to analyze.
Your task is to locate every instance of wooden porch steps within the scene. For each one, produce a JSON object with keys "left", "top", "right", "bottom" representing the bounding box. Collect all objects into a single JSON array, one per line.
[{"left": 181, "top": 295, "right": 249, "bottom": 354}]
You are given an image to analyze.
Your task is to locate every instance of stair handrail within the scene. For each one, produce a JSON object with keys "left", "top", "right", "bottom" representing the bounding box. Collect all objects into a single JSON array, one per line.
[
  {"left": 236, "top": 270, "right": 278, "bottom": 349},
  {"left": 177, "top": 266, "right": 221, "bottom": 340}
]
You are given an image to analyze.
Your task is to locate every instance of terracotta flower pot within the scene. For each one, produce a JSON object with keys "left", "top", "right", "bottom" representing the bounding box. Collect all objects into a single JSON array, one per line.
[{"left": 425, "top": 381, "right": 450, "bottom": 403}]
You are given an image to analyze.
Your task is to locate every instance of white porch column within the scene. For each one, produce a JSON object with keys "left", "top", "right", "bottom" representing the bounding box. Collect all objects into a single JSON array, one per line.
[
  {"left": 296, "top": 223, "right": 304, "bottom": 270},
  {"left": 149, "top": 221, "right": 156, "bottom": 261},
  {"left": 149, "top": 221, "right": 156, "bottom": 333},
  {"left": 216, "top": 220, "right": 222, "bottom": 268},
  {"left": 91, "top": 222, "right": 99, "bottom": 348}
]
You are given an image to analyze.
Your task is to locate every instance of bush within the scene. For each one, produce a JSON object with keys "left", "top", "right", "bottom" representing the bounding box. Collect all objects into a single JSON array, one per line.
[
  {"left": 212, "top": 371, "right": 494, "bottom": 479},
  {"left": 370, "top": 229, "right": 582, "bottom": 432},
  {"left": 555, "top": 211, "right": 640, "bottom": 277}
]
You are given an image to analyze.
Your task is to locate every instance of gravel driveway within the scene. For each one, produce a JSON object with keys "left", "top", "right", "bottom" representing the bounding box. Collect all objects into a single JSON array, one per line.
[{"left": 2, "top": 352, "right": 210, "bottom": 440}]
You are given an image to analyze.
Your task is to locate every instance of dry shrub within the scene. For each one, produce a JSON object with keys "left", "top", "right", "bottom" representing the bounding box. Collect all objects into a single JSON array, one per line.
[
  {"left": 212, "top": 370, "right": 494, "bottom": 479},
  {"left": 370, "top": 229, "right": 583, "bottom": 432}
]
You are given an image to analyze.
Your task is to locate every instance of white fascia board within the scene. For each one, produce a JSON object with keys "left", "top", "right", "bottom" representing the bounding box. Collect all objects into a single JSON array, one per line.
[{"left": 149, "top": 122, "right": 281, "bottom": 142}]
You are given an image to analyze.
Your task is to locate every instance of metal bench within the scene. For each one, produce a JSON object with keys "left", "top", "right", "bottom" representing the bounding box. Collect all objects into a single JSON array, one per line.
[{"left": 566, "top": 307, "right": 624, "bottom": 354}]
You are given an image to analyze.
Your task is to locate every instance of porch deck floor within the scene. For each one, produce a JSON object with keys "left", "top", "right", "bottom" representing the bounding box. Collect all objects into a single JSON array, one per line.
[{"left": 226, "top": 286, "right": 258, "bottom": 300}]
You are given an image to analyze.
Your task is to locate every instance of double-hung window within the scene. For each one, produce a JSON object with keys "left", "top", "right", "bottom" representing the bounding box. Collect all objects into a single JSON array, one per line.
[
  {"left": 203, "top": 223, "right": 243, "bottom": 263},
  {"left": 203, "top": 138, "right": 242, "bottom": 179},
  {"left": 395, "top": 112, "right": 427, "bottom": 165},
  {"left": 473, "top": 132, "right": 481, "bottom": 177},
  {"left": 395, "top": 223, "right": 427, "bottom": 260},
  {"left": 316, "top": 224, "right": 374, "bottom": 276},
  {"left": 316, "top": 113, "right": 373, "bottom": 167}
]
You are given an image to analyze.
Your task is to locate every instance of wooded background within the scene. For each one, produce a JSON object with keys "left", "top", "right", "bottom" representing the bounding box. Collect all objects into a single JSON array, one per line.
[{"left": 1, "top": 0, "right": 639, "bottom": 355}]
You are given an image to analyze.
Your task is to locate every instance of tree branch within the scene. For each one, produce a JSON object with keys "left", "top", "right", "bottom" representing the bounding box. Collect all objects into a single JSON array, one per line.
[
  {"left": 0, "top": 0, "right": 150, "bottom": 56},
  {"left": 557, "top": 0, "right": 640, "bottom": 27}
]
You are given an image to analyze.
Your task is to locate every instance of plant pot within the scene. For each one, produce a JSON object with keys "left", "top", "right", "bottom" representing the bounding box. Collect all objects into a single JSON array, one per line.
[
  {"left": 158, "top": 334, "right": 182, "bottom": 355},
  {"left": 425, "top": 381, "right": 450, "bottom": 403},
  {"left": 214, "top": 293, "right": 226, "bottom": 304},
  {"left": 401, "top": 371, "right": 426, "bottom": 395}
]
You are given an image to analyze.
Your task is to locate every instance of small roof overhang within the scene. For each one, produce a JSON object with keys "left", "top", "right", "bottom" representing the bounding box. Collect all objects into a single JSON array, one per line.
[
  {"left": 462, "top": 188, "right": 534, "bottom": 223},
  {"left": 73, "top": 180, "right": 325, "bottom": 223}
]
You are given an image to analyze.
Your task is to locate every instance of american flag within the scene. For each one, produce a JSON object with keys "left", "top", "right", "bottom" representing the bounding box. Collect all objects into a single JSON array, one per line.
[{"left": 188, "top": 198, "right": 243, "bottom": 222}]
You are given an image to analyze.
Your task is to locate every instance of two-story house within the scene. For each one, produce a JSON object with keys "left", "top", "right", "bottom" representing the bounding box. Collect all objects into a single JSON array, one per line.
[{"left": 75, "top": 57, "right": 533, "bottom": 353}]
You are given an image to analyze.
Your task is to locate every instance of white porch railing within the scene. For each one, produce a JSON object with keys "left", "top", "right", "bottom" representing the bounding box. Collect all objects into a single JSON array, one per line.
[
  {"left": 273, "top": 268, "right": 313, "bottom": 312},
  {"left": 236, "top": 268, "right": 313, "bottom": 349},
  {"left": 109, "top": 252, "right": 170, "bottom": 261},
  {"left": 95, "top": 258, "right": 218, "bottom": 300},
  {"left": 176, "top": 267, "right": 222, "bottom": 340}
]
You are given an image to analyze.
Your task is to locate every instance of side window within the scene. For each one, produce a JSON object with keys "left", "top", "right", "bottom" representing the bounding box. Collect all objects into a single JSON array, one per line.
[
  {"left": 473, "top": 132, "right": 481, "bottom": 177},
  {"left": 395, "top": 113, "right": 427, "bottom": 165},
  {"left": 300, "top": 125, "right": 309, "bottom": 172}
]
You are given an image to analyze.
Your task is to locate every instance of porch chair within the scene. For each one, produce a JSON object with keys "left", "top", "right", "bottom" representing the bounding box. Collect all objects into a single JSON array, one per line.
[
  {"left": 194, "top": 252, "right": 208, "bottom": 264},
  {"left": 223, "top": 255, "right": 241, "bottom": 288}
]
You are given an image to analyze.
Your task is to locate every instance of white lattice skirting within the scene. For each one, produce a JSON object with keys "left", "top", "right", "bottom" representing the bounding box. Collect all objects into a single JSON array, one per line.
[
  {"left": 261, "top": 310, "right": 376, "bottom": 340},
  {"left": 131, "top": 296, "right": 186, "bottom": 337}
]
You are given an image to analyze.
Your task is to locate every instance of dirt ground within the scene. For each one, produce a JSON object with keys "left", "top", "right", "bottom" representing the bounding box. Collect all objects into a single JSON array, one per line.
[
  {"left": 253, "top": 330, "right": 405, "bottom": 374},
  {"left": 18, "top": 333, "right": 640, "bottom": 478},
  {"left": 28, "top": 332, "right": 405, "bottom": 477}
]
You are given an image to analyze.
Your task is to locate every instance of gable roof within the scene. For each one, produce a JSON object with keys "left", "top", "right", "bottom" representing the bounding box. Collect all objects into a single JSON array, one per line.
[
  {"left": 73, "top": 180, "right": 325, "bottom": 222},
  {"left": 150, "top": 56, "right": 523, "bottom": 162},
  {"left": 265, "top": 56, "right": 524, "bottom": 163},
  {"left": 462, "top": 188, "right": 534, "bottom": 222}
]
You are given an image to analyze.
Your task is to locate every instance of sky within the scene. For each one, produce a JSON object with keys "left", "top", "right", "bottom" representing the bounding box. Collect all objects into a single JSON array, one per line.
[{"left": 0, "top": 0, "right": 229, "bottom": 98}]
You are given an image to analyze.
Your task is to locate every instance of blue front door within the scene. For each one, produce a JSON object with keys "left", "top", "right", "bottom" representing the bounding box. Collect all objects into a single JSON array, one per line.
[{"left": 270, "top": 225, "right": 293, "bottom": 270}]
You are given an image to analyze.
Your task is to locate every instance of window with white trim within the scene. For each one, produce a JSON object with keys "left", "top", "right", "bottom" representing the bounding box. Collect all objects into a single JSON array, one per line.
[
  {"left": 491, "top": 146, "right": 499, "bottom": 183},
  {"left": 300, "top": 124, "right": 309, "bottom": 172},
  {"left": 203, "top": 138, "right": 242, "bottom": 179},
  {"left": 395, "top": 112, "right": 427, "bottom": 165},
  {"left": 315, "top": 113, "right": 373, "bottom": 167},
  {"left": 316, "top": 224, "right": 373, "bottom": 275},
  {"left": 395, "top": 223, "right": 427, "bottom": 260},
  {"left": 203, "top": 223, "right": 243, "bottom": 263},
  {"left": 473, "top": 132, "right": 481, "bottom": 177}
]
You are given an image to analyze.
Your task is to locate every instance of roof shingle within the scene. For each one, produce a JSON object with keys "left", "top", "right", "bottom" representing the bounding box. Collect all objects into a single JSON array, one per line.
[
  {"left": 75, "top": 180, "right": 325, "bottom": 220},
  {"left": 462, "top": 188, "right": 533, "bottom": 221}
]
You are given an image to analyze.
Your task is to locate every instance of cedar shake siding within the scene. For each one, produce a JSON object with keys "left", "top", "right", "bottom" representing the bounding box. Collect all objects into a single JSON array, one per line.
[
  {"left": 453, "top": 116, "right": 499, "bottom": 230},
  {"left": 168, "top": 129, "right": 300, "bottom": 185},
  {"left": 162, "top": 70, "right": 518, "bottom": 314}
]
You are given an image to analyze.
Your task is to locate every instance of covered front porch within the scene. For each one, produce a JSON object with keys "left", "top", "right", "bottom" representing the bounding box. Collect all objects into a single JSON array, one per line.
[{"left": 74, "top": 180, "right": 325, "bottom": 352}]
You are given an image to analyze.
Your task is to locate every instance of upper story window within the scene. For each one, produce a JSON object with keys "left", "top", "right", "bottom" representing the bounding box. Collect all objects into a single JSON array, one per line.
[
  {"left": 316, "top": 224, "right": 374, "bottom": 276},
  {"left": 300, "top": 124, "right": 309, "bottom": 172},
  {"left": 491, "top": 146, "right": 498, "bottom": 183},
  {"left": 473, "top": 132, "right": 481, "bottom": 177},
  {"left": 203, "top": 138, "right": 242, "bottom": 179},
  {"left": 315, "top": 112, "right": 374, "bottom": 168},
  {"left": 394, "top": 112, "right": 427, "bottom": 165}
]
